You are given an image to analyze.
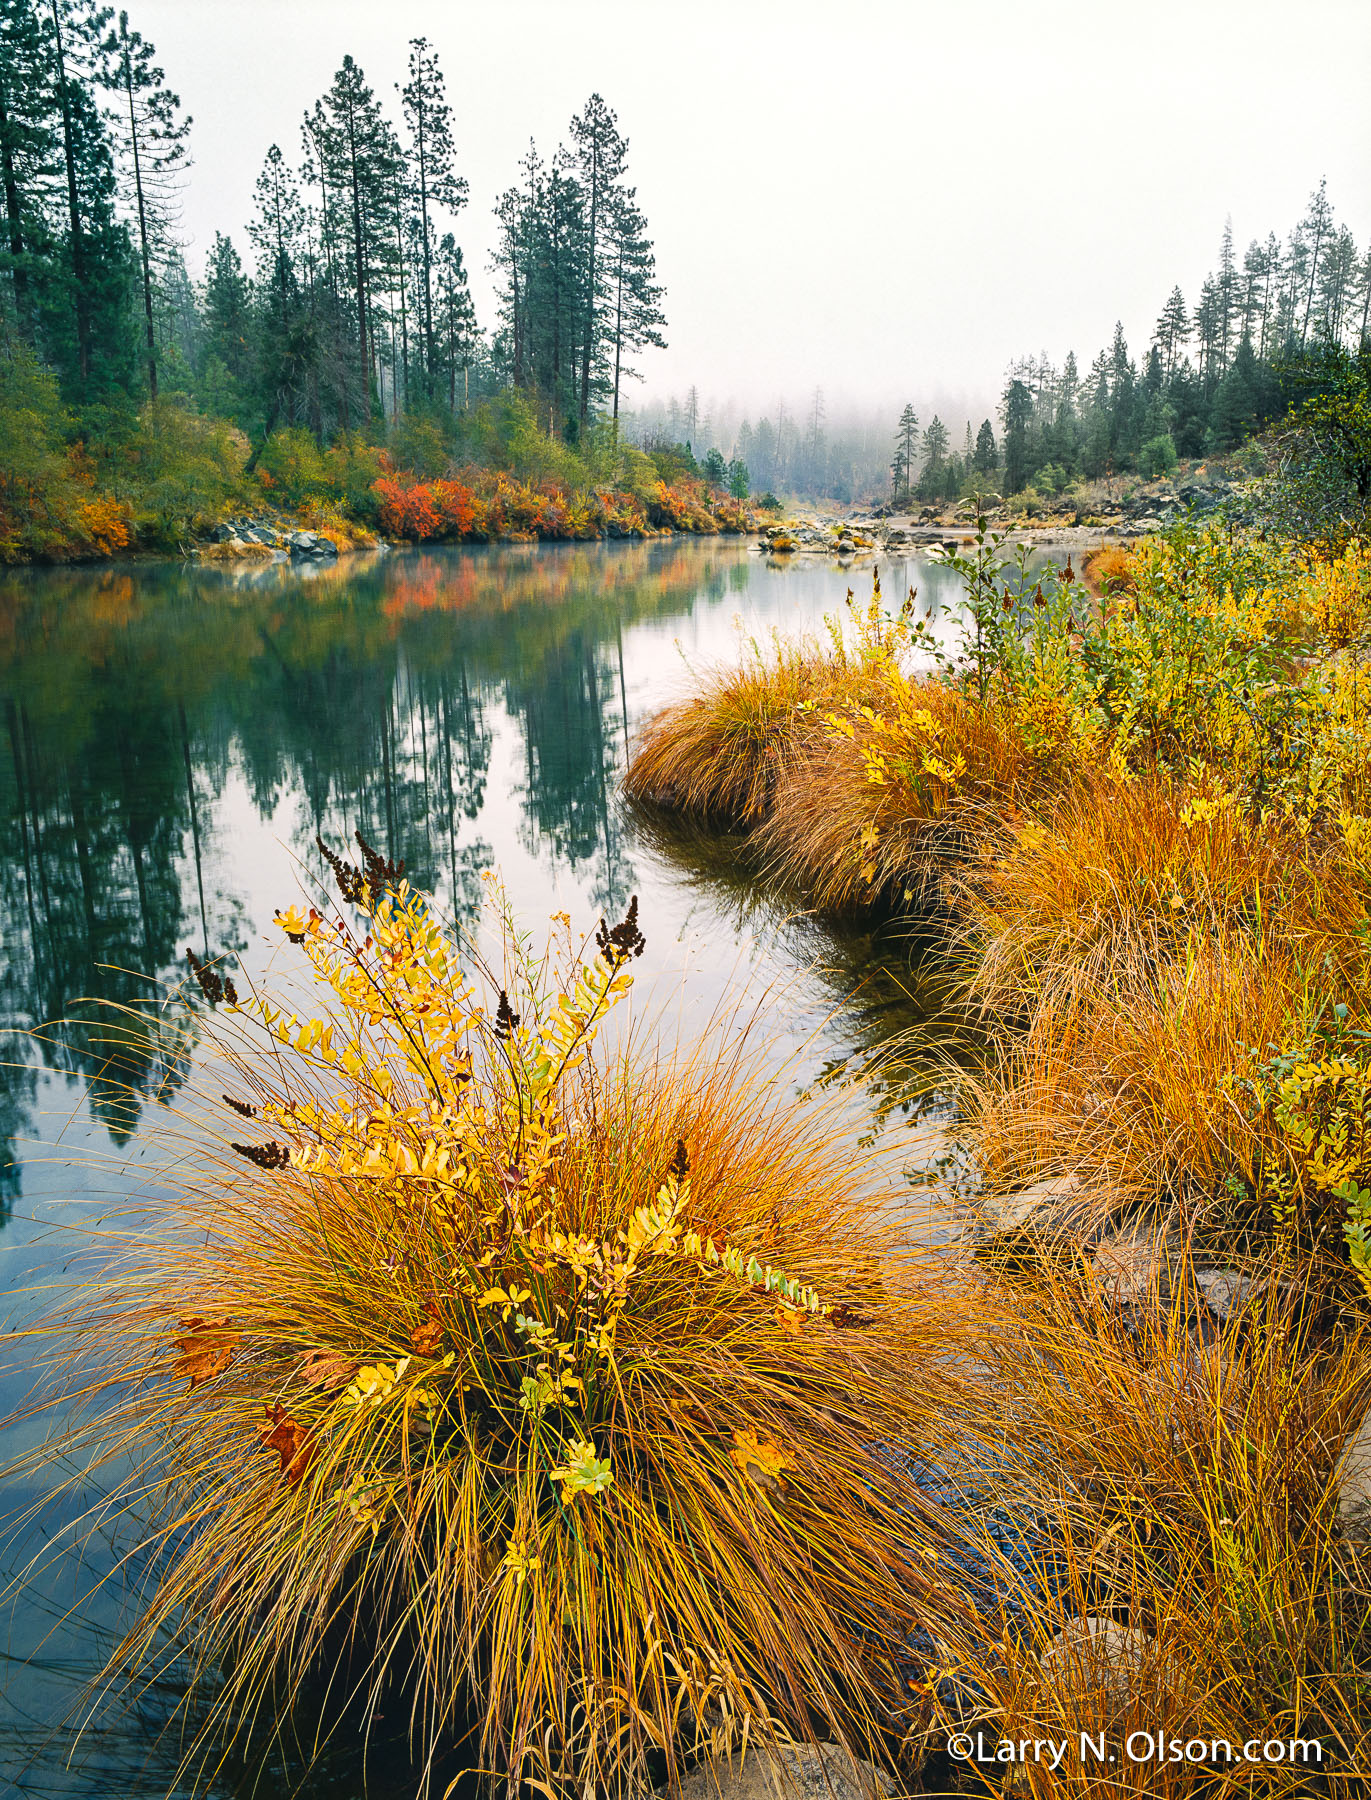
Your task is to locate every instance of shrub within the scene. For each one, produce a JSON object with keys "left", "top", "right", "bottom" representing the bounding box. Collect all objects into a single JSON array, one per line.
[
  {"left": 18, "top": 857, "right": 968, "bottom": 1794},
  {"left": 256, "top": 426, "right": 331, "bottom": 507}
]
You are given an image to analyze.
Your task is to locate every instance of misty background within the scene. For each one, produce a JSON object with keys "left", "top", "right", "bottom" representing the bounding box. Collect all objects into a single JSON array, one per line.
[{"left": 128, "top": 0, "right": 1371, "bottom": 451}]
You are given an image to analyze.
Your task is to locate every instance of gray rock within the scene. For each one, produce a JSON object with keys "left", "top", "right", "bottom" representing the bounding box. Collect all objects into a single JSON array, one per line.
[
  {"left": 978, "top": 1173, "right": 1083, "bottom": 1234},
  {"left": 1193, "top": 1267, "right": 1294, "bottom": 1321},
  {"left": 1334, "top": 1412, "right": 1371, "bottom": 1536},
  {"left": 210, "top": 522, "right": 236, "bottom": 543},
  {"left": 836, "top": 538, "right": 855, "bottom": 554},
  {"left": 1091, "top": 1224, "right": 1173, "bottom": 1303},
  {"left": 1039, "top": 1617, "right": 1155, "bottom": 1709},
  {"left": 665, "top": 1742, "right": 891, "bottom": 1800}
]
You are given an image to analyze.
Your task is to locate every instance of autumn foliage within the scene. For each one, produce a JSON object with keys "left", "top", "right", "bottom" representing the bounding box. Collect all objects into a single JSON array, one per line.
[
  {"left": 10, "top": 850, "right": 971, "bottom": 1794},
  {"left": 370, "top": 466, "right": 747, "bottom": 545}
]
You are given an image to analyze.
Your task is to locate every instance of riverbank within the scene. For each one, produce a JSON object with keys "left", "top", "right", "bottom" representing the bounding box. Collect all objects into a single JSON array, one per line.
[
  {"left": 0, "top": 353, "right": 753, "bottom": 567},
  {"left": 620, "top": 513, "right": 1371, "bottom": 1791}
]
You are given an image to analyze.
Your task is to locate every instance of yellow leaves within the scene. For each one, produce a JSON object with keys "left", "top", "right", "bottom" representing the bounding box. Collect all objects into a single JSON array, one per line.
[
  {"left": 729, "top": 1428, "right": 794, "bottom": 1492},
  {"left": 549, "top": 1438, "right": 613, "bottom": 1505},
  {"left": 342, "top": 1358, "right": 411, "bottom": 1408},
  {"left": 503, "top": 1535, "right": 541, "bottom": 1587},
  {"left": 479, "top": 1285, "right": 532, "bottom": 1322},
  {"left": 1179, "top": 791, "right": 1236, "bottom": 828},
  {"left": 274, "top": 905, "right": 314, "bottom": 942},
  {"left": 335, "top": 1471, "right": 391, "bottom": 1538}
]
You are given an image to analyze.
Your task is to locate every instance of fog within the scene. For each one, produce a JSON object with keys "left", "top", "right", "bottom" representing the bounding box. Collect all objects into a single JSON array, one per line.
[{"left": 136, "top": 0, "right": 1370, "bottom": 427}]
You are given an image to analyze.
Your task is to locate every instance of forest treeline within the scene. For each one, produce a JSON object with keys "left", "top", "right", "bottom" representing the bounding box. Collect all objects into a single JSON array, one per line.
[
  {"left": 891, "top": 187, "right": 1371, "bottom": 506},
  {"left": 637, "top": 187, "right": 1371, "bottom": 507},
  {"left": 0, "top": 0, "right": 749, "bottom": 560}
]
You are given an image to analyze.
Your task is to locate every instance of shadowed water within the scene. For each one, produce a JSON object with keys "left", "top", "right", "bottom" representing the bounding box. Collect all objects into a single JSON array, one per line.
[{"left": 0, "top": 537, "right": 973, "bottom": 1796}]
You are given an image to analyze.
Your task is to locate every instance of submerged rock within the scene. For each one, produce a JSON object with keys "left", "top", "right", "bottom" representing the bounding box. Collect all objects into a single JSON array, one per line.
[
  {"left": 976, "top": 1174, "right": 1084, "bottom": 1235},
  {"left": 663, "top": 1742, "right": 891, "bottom": 1800}
]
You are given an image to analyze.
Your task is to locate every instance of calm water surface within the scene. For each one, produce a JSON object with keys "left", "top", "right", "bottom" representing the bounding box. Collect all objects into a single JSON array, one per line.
[{"left": 0, "top": 538, "right": 971, "bottom": 1796}]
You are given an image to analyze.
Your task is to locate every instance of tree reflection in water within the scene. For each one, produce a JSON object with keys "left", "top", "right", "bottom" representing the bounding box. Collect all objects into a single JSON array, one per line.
[{"left": 0, "top": 539, "right": 741, "bottom": 1205}]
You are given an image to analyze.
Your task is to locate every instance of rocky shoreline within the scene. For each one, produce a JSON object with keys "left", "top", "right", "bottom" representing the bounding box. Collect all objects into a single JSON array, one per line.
[{"left": 753, "top": 461, "right": 1246, "bottom": 562}]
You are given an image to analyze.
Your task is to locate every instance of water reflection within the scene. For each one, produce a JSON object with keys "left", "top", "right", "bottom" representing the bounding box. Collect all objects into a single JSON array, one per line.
[
  {"left": 0, "top": 542, "right": 771, "bottom": 1189},
  {"left": 0, "top": 537, "right": 974, "bottom": 1796}
]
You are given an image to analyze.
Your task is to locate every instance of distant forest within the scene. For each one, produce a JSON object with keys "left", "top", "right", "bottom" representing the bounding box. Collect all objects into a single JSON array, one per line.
[
  {"left": 2, "top": 0, "right": 1367, "bottom": 517},
  {"left": 644, "top": 185, "right": 1370, "bottom": 505}
]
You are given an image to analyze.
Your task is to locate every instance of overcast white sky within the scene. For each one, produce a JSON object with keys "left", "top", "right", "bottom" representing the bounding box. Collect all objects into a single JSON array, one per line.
[{"left": 136, "top": 0, "right": 1370, "bottom": 427}]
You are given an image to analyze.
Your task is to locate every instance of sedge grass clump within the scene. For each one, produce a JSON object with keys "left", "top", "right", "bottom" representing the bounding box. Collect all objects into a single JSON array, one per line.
[
  {"left": 623, "top": 631, "right": 832, "bottom": 823},
  {"left": 923, "top": 1261, "right": 1371, "bottom": 1797},
  {"left": 11, "top": 843, "right": 972, "bottom": 1796},
  {"left": 755, "top": 679, "right": 1033, "bottom": 914},
  {"left": 624, "top": 574, "right": 919, "bottom": 826}
]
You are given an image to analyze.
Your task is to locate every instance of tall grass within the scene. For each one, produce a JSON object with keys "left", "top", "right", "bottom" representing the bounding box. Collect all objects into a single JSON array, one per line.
[
  {"left": 922, "top": 1258, "right": 1371, "bottom": 1797},
  {"left": 4, "top": 853, "right": 979, "bottom": 1796}
]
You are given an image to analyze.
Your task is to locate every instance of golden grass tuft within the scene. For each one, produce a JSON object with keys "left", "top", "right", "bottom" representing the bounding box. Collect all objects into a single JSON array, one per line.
[
  {"left": 1081, "top": 543, "right": 1137, "bottom": 594},
  {"left": 6, "top": 867, "right": 978, "bottom": 1797},
  {"left": 924, "top": 1259, "right": 1371, "bottom": 1796},
  {"left": 754, "top": 678, "right": 1034, "bottom": 915},
  {"left": 623, "top": 634, "right": 835, "bottom": 823}
]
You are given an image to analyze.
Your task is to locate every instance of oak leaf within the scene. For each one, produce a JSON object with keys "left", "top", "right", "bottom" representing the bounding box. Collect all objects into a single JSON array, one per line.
[
  {"left": 729, "top": 1427, "right": 795, "bottom": 1491},
  {"left": 298, "top": 1348, "right": 359, "bottom": 1391},
  {"left": 409, "top": 1305, "right": 445, "bottom": 1358}
]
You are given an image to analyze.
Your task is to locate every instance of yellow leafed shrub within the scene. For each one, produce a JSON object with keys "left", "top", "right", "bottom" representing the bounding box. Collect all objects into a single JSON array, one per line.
[{"left": 12, "top": 842, "right": 972, "bottom": 1795}]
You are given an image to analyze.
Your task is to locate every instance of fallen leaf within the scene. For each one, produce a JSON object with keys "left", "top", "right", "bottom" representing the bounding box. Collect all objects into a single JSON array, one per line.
[
  {"left": 729, "top": 1427, "right": 794, "bottom": 1491},
  {"left": 173, "top": 1316, "right": 238, "bottom": 1390},
  {"left": 298, "top": 1348, "right": 359, "bottom": 1391},
  {"left": 259, "top": 1403, "right": 315, "bottom": 1485},
  {"left": 409, "top": 1305, "right": 445, "bottom": 1357}
]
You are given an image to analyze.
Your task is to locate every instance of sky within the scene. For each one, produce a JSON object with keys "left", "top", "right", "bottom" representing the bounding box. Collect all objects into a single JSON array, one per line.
[{"left": 134, "top": 0, "right": 1371, "bottom": 430}]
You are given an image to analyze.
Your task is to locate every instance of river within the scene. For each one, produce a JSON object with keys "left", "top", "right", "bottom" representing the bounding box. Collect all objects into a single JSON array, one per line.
[{"left": 0, "top": 537, "right": 973, "bottom": 1797}]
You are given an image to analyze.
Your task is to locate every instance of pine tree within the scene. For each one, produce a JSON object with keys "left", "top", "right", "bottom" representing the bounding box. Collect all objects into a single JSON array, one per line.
[
  {"left": 201, "top": 229, "right": 250, "bottom": 389},
  {"left": 1001, "top": 379, "right": 1033, "bottom": 491},
  {"left": 1153, "top": 285, "right": 1189, "bottom": 378},
  {"left": 312, "top": 56, "right": 398, "bottom": 417},
  {"left": 399, "top": 36, "right": 465, "bottom": 399},
  {"left": 974, "top": 417, "right": 997, "bottom": 474},
  {"left": 434, "top": 229, "right": 476, "bottom": 411},
  {"left": 97, "top": 8, "right": 190, "bottom": 399},
  {"left": 604, "top": 185, "right": 663, "bottom": 430},
  {"left": 1298, "top": 178, "right": 1335, "bottom": 344},
  {"left": 0, "top": 0, "right": 60, "bottom": 340},
  {"left": 568, "top": 92, "right": 626, "bottom": 437},
  {"left": 893, "top": 402, "right": 917, "bottom": 501}
]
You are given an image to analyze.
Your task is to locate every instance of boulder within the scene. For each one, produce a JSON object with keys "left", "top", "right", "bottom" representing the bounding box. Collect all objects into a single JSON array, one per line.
[
  {"left": 1038, "top": 1617, "right": 1156, "bottom": 1710},
  {"left": 664, "top": 1742, "right": 891, "bottom": 1800},
  {"left": 1091, "top": 1223, "right": 1174, "bottom": 1303},
  {"left": 977, "top": 1174, "right": 1084, "bottom": 1236},
  {"left": 836, "top": 537, "right": 856, "bottom": 554},
  {"left": 1193, "top": 1266, "right": 1294, "bottom": 1322},
  {"left": 1334, "top": 1412, "right": 1371, "bottom": 1537}
]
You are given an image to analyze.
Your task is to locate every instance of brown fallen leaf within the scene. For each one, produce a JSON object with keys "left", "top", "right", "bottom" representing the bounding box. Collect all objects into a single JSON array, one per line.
[
  {"left": 258, "top": 1403, "right": 315, "bottom": 1485},
  {"left": 409, "top": 1304, "right": 445, "bottom": 1358},
  {"left": 297, "top": 1348, "right": 359, "bottom": 1391},
  {"left": 173, "top": 1316, "right": 239, "bottom": 1390}
]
